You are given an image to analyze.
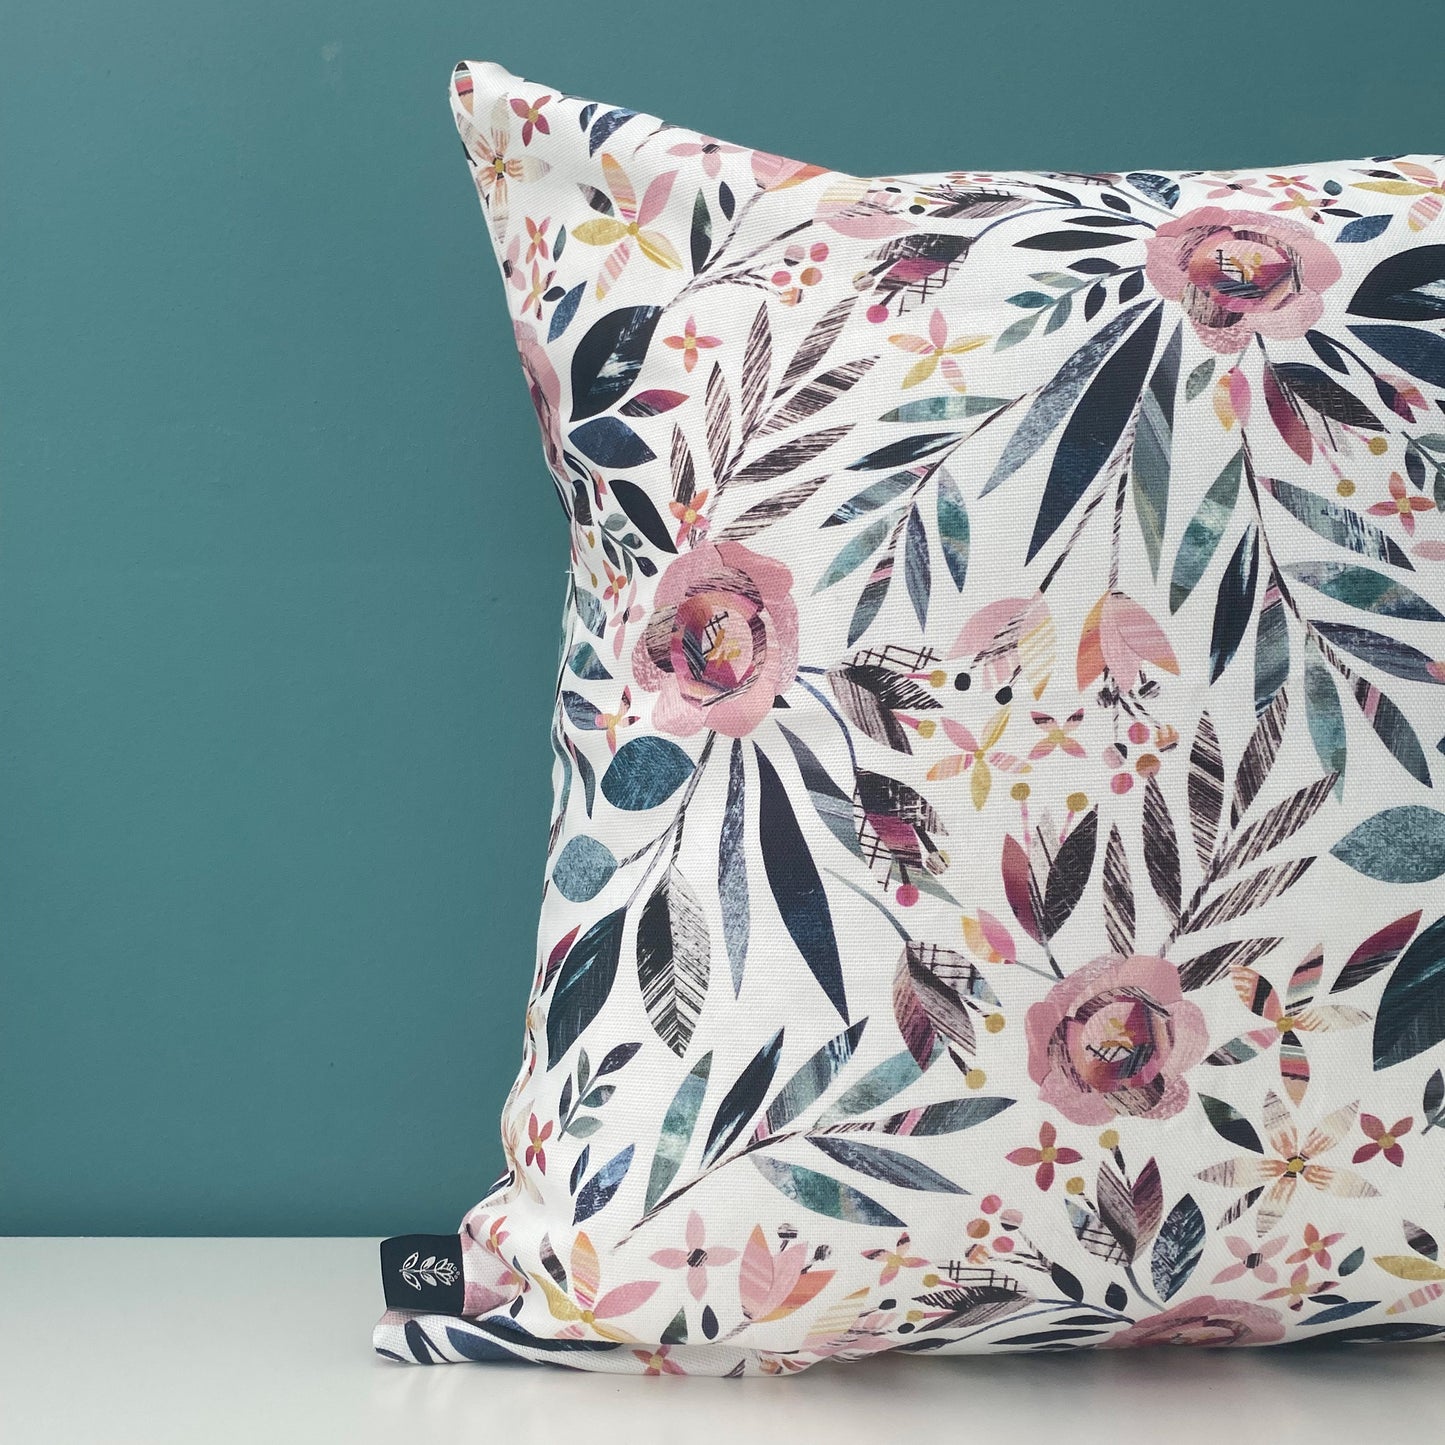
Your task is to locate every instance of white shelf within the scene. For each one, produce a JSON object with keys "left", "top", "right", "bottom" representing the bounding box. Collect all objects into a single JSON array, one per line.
[{"left": 3, "top": 1236, "right": 1442, "bottom": 1443}]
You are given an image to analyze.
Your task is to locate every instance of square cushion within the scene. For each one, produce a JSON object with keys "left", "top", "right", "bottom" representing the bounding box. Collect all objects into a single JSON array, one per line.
[{"left": 375, "top": 59, "right": 1445, "bottom": 1373}]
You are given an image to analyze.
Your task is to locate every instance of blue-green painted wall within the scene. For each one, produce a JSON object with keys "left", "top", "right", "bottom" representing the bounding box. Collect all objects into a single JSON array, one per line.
[{"left": 3, "top": 0, "right": 1440, "bottom": 1233}]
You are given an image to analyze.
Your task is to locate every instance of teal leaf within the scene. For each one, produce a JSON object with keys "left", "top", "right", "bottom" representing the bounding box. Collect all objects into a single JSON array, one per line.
[
  {"left": 546, "top": 909, "right": 626, "bottom": 1064},
  {"left": 1170, "top": 449, "right": 1242, "bottom": 612},
  {"left": 1315, "top": 622, "right": 1445, "bottom": 684},
  {"left": 551, "top": 835, "right": 618, "bottom": 903},
  {"left": 644, "top": 1052, "right": 711, "bottom": 1210},
  {"left": 1184, "top": 358, "right": 1215, "bottom": 402},
  {"left": 816, "top": 1050, "right": 922, "bottom": 1124},
  {"left": 1209, "top": 525, "right": 1259, "bottom": 683},
  {"left": 848, "top": 538, "right": 898, "bottom": 646},
  {"left": 823, "top": 473, "right": 914, "bottom": 527},
  {"left": 878, "top": 394, "right": 1010, "bottom": 422},
  {"left": 600, "top": 736, "right": 695, "bottom": 811},
  {"left": 751, "top": 1156, "right": 904, "bottom": 1227},
  {"left": 846, "top": 433, "right": 962, "bottom": 471},
  {"left": 815, "top": 514, "right": 893, "bottom": 591},
  {"left": 567, "top": 642, "right": 612, "bottom": 680},
  {"left": 1132, "top": 322, "right": 1182, "bottom": 578},
  {"left": 1332, "top": 807, "right": 1445, "bottom": 883},
  {"left": 763, "top": 1020, "right": 868, "bottom": 1134},
  {"left": 1304, "top": 641, "right": 1347, "bottom": 792},
  {"left": 936, "top": 469, "right": 970, "bottom": 590},
  {"left": 1284, "top": 561, "right": 1445, "bottom": 622},
  {"left": 904, "top": 503, "right": 931, "bottom": 630},
  {"left": 1373, "top": 915, "right": 1445, "bottom": 1069}
]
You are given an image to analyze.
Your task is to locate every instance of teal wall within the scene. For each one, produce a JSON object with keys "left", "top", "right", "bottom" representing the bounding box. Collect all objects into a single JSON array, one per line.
[{"left": 3, "top": 0, "right": 1441, "bottom": 1235}]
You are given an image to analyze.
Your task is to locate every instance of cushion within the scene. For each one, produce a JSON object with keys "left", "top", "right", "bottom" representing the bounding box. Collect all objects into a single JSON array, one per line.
[{"left": 374, "top": 58, "right": 1445, "bottom": 1374}]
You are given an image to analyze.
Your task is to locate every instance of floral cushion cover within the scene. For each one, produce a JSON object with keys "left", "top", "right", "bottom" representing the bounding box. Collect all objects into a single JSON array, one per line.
[{"left": 375, "top": 59, "right": 1445, "bottom": 1374}]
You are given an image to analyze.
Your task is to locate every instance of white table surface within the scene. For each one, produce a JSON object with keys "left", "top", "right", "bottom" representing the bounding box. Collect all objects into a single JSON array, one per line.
[{"left": 3, "top": 1236, "right": 1443, "bottom": 1444}]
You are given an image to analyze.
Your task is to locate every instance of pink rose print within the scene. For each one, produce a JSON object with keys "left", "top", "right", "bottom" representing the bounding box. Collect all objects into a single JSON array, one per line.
[
  {"left": 1025, "top": 953, "right": 1209, "bottom": 1125},
  {"left": 513, "top": 320, "right": 566, "bottom": 479},
  {"left": 1143, "top": 206, "right": 1342, "bottom": 353},
  {"left": 1103, "top": 1295, "right": 1286, "bottom": 1348},
  {"left": 632, "top": 541, "right": 799, "bottom": 738}
]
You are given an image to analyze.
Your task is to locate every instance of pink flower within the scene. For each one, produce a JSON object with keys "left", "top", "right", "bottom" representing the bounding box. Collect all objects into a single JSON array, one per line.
[
  {"left": 1287, "top": 1222, "right": 1344, "bottom": 1269},
  {"left": 662, "top": 315, "right": 722, "bottom": 373},
  {"left": 534, "top": 1232, "right": 659, "bottom": 1342},
  {"left": 1077, "top": 591, "right": 1180, "bottom": 694},
  {"left": 750, "top": 149, "right": 828, "bottom": 192},
  {"left": 524, "top": 1113, "right": 553, "bottom": 1172},
  {"left": 814, "top": 178, "right": 917, "bottom": 238},
  {"left": 1212, "top": 1233, "right": 1287, "bottom": 1284},
  {"left": 1025, "top": 954, "right": 1209, "bottom": 1126},
  {"left": 861, "top": 1231, "right": 926, "bottom": 1286},
  {"left": 508, "top": 93, "right": 552, "bottom": 146},
  {"left": 948, "top": 591, "right": 1055, "bottom": 702},
  {"left": 1260, "top": 1263, "right": 1336, "bottom": 1312},
  {"left": 738, "top": 1226, "right": 834, "bottom": 1324},
  {"left": 632, "top": 1345, "right": 686, "bottom": 1375},
  {"left": 888, "top": 307, "right": 987, "bottom": 390},
  {"left": 1144, "top": 206, "right": 1342, "bottom": 353},
  {"left": 1005, "top": 1120, "right": 1083, "bottom": 1191},
  {"left": 649, "top": 1210, "right": 739, "bottom": 1301},
  {"left": 1103, "top": 1295, "right": 1286, "bottom": 1348},
  {"left": 1367, "top": 473, "right": 1433, "bottom": 536},
  {"left": 1354, "top": 1112, "right": 1412, "bottom": 1166},
  {"left": 632, "top": 542, "right": 799, "bottom": 738},
  {"left": 666, "top": 135, "right": 746, "bottom": 179}
]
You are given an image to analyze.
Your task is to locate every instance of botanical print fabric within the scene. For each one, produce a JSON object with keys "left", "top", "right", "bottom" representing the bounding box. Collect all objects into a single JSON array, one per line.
[{"left": 375, "top": 58, "right": 1445, "bottom": 1374}]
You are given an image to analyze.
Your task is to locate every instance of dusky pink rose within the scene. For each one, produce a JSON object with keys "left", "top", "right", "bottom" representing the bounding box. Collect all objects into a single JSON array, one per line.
[
  {"left": 1025, "top": 953, "right": 1208, "bottom": 1125},
  {"left": 1103, "top": 1295, "right": 1286, "bottom": 1349},
  {"left": 1144, "top": 206, "right": 1342, "bottom": 353},
  {"left": 513, "top": 320, "right": 565, "bottom": 477},
  {"left": 632, "top": 541, "right": 799, "bottom": 738}
]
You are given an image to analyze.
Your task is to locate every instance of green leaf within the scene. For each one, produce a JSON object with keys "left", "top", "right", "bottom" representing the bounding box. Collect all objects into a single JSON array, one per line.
[
  {"left": 816, "top": 1049, "right": 922, "bottom": 1125},
  {"left": 1304, "top": 641, "right": 1347, "bottom": 794},
  {"left": 1132, "top": 322, "right": 1182, "bottom": 578},
  {"left": 751, "top": 1156, "right": 904, "bottom": 1227},
  {"left": 1332, "top": 807, "right": 1445, "bottom": 883},
  {"left": 1170, "top": 449, "right": 1242, "bottom": 611},
  {"left": 936, "top": 469, "right": 971, "bottom": 590},
  {"left": 1374, "top": 915, "right": 1445, "bottom": 1070},
  {"left": 815, "top": 515, "right": 893, "bottom": 591},
  {"left": 644, "top": 1052, "right": 712, "bottom": 1210},
  {"left": 878, "top": 395, "right": 1010, "bottom": 422},
  {"left": 1184, "top": 358, "right": 1216, "bottom": 401},
  {"left": 822, "top": 472, "right": 915, "bottom": 527},
  {"left": 1284, "top": 562, "right": 1445, "bottom": 622}
]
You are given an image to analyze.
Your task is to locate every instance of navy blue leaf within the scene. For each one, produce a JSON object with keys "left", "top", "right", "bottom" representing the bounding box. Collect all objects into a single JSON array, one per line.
[
  {"left": 755, "top": 748, "right": 847, "bottom": 1019},
  {"left": 403, "top": 1320, "right": 443, "bottom": 1363},
  {"left": 1014, "top": 230, "right": 1137, "bottom": 251},
  {"left": 573, "top": 1144, "right": 635, "bottom": 1222},
  {"left": 569, "top": 417, "right": 656, "bottom": 468},
  {"left": 1208, "top": 525, "right": 1259, "bottom": 683},
  {"left": 1347, "top": 244, "right": 1445, "bottom": 320},
  {"left": 1348, "top": 324, "right": 1445, "bottom": 388},
  {"left": 1151, "top": 1194, "right": 1206, "bottom": 1301},
  {"left": 587, "top": 107, "right": 637, "bottom": 155},
  {"left": 1027, "top": 303, "right": 1163, "bottom": 562},
  {"left": 1373, "top": 914, "right": 1445, "bottom": 1070},
  {"left": 702, "top": 1028, "right": 784, "bottom": 1164},
  {"left": 546, "top": 909, "right": 626, "bottom": 1064},
  {"left": 1338, "top": 214, "right": 1391, "bottom": 243},
  {"left": 570, "top": 306, "right": 663, "bottom": 420},
  {"left": 1199, "top": 1094, "right": 1263, "bottom": 1153},
  {"left": 846, "top": 433, "right": 961, "bottom": 471},
  {"left": 601, "top": 736, "right": 695, "bottom": 811},
  {"left": 608, "top": 478, "right": 677, "bottom": 553},
  {"left": 548, "top": 282, "right": 585, "bottom": 342},
  {"left": 1126, "top": 172, "right": 1180, "bottom": 209},
  {"left": 444, "top": 1325, "right": 538, "bottom": 1364}
]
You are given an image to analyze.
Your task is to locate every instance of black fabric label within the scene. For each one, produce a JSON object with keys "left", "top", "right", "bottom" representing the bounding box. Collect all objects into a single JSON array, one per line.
[{"left": 380, "top": 1234, "right": 466, "bottom": 1314}]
